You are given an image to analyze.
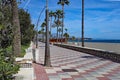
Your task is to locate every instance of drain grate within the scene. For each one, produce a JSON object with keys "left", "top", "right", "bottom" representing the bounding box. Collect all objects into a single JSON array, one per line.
[
  {"left": 20, "top": 63, "right": 32, "bottom": 68},
  {"left": 62, "top": 69, "right": 78, "bottom": 72}
]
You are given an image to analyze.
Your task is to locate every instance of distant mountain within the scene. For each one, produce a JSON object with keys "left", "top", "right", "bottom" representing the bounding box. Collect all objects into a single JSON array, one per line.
[{"left": 69, "top": 37, "right": 92, "bottom": 40}]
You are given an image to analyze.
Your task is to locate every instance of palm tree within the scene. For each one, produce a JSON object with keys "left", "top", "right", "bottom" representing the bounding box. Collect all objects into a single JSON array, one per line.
[
  {"left": 41, "top": 21, "right": 46, "bottom": 27},
  {"left": 65, "top": 28, "right": 68, "bottom": 38},
  {"left": 58, "top": 28, "right": 62, "bottom": 38},
  {"left": 11, "top": 0, "right": 21, "bottom": 55},
  {"left": 55, "top": 20, "right": 62, "bottom": 42},
  {"left": 55, "top": 10, "right": 63, "bottom": 42},
  {"left": 57, "top": 0, "right": 70, "bottom": 43},
  {"left": 44, "top": 0, "right": 51, "bottom": 67},
  {"left": 41, "top": 21, "right": 46, "bottom": 42},
  {"left": 71, "top": 36, "right": 75, "bottom": 44},
  {"left": 65, "top": 28, "right": 67, "bottom": 33},
  {"left": 49, "top": 11, "right": 54, "bottom": 38},
  {"left": 63, "top": 28, "right": 69, "bottom": 43},
  {"left": 63, "top": 32, "right": 69, "bottom": 43},
  {"left": 81, "top": 0, "right": 84, "bottom": 47},
  {"left": 38, "top": 27, "right": 45, "bottom": 42}
]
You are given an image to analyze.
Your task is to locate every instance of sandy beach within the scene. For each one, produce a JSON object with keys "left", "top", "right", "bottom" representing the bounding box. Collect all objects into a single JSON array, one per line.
[{"left": 67, "top": 42, "right": 120, "bottom": 54}]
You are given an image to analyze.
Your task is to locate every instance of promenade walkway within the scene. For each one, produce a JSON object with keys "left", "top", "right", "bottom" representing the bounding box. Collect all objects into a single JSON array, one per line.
[
  {"left": 15, "top": 42, "right": 34, "bottom": 80},
  {"left": 34, "top": 42, "right": 120, "bottom": 80}
]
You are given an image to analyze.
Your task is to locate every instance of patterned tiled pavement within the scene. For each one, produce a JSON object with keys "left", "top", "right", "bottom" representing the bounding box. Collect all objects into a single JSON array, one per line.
[{"left": 34, "top": 42, "right": 120, "bottom": 80}]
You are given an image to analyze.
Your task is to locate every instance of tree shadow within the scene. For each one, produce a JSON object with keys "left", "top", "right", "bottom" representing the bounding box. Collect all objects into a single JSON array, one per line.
[
  {"left": 34, "top": 62, "right": 52, "bottom": 67},
  {"left": 39, "top": 46, "right": 45, "bottom": 47},
  {"left": 34, "top": 62, "right": 44, "bottom": 66},
  {"left": 81, "top": 56, "right": 98, "bottom": 59},
  {"left": 81, "top": 56, "right": 107, "bottom": 61}
]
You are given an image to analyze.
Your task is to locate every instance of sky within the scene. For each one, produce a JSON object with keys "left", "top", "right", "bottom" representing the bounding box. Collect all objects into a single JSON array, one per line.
[{"left": 19, "top": 0, "right": 120, "bottom": 39}]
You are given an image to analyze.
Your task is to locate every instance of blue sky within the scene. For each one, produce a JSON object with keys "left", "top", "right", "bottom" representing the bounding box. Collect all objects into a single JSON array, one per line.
[{"left": 19, "top": 0, "right": 120, "bottom": 39}]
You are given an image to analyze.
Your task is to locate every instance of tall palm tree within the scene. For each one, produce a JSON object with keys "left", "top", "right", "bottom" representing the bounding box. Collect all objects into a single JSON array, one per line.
[
  {"left": 65, "top": 28, "right": 67, "bottom": 33},
  {"left": 49, "top": 11, "right": 54, "bottom": 38},
  {"left": 44, "top": 0, "right": 51, "bottom": 67},
  {"left": 58, "top": 28, "right": 62, "bottom": 38},
  {"left": 71, "top": 36, "right": 75, "bottom": 44},
  {"left": 55, "top": 10, "right": 63, "bottom": 42},
  {"left": 81, "top": 0, "right": 84, "bottom": 47},
  {"left": 63, "top": 32, "right": 69, "bottom": 42},
  {"left": 41, "top": 21, "right": 46, "bottom": 42},
  {"left": 41, "top": 21, "right": 46, "bottom": 27},
  {"left": 64, "top": 28, "right": 69, "bottom": 43},
  {"left": 57, "top": 0, "right": 70, "bottom": 43},
  {"left": 56, "top": 10, "right": 63, "bottom": 19},
  {"left": 39, "top": 27, "right": 45, "bottom": 42},
  {"left": 55, "top": 20, "right": 62, "bottom": 41},
  {"left": 11, "top": 0, "right": 21, "bottom": 55}
]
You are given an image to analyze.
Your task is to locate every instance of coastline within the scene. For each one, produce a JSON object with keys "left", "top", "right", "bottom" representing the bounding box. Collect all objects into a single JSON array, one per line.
[{"left": 67, "top": 42, "right": 120, "bottom": 54}]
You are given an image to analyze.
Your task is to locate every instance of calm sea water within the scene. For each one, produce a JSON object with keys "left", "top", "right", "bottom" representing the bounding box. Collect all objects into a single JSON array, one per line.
[{"left": 68, "top": 39, "right": 120, "bottom": 43}]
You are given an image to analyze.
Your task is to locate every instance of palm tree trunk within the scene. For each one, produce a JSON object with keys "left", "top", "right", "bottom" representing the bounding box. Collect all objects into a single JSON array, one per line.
[
  {"left": 57, "top": 26, "right": 59, "bottom": 43},
  {"left": 50, "top": 17, "right": 52, "bottom": 39},
  {"left": 58, "top": 31, "right": 59, "bottom": 38},
  {"left": 42, "top": 32, "right": 44, "bottom": 42},
  {"left": 44, "top": 0, "right": 51, "bottom": 67},
  {"left": 12, "top": 0, "right": 21, "bottom": 55},
  {"left": 61, "top": 5, "right": 64, "bottom": 43},
  {"left": 59, "top": 31, "right": 61, "bottom": 39},
  {"left": 36, "top": 32, "right": 38, "bottom": 48},
  {"left": 81, "top": 0, "right": 84, "bottom": 47}
]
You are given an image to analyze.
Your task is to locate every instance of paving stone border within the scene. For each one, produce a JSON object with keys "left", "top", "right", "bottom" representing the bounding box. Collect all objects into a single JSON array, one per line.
[
  {"left": 20, "top": 63, "right": 32, "bottom": 68},
  {"left": 54, "top": 44, "right": 120, "bottom": 63}
]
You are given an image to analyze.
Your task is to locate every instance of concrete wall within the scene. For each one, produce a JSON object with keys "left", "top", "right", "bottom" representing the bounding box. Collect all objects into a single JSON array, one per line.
[{"left": 54, "top": 44, "right": 120, "bottom": 63}]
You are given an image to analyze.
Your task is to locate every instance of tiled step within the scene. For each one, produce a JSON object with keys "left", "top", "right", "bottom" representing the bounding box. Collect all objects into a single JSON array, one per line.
[{"left": 20, "top": 63, "right": 32, "bottom": 68}]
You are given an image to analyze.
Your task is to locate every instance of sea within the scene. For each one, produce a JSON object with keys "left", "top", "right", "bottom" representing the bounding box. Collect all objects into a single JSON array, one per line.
[{"left": 68, "top": 39, "right": 120, "bottom": 43}]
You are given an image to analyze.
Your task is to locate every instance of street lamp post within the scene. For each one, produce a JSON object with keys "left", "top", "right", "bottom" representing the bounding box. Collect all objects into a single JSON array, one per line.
[
  {"left": 44, "top": 0, "right": 51, "bottom": 67},
  {"left": 81, "top": 0, "right": 84, "bottom": 47},
  {"left": 36, "top": 31, "right": 38, "bottom": 48}
]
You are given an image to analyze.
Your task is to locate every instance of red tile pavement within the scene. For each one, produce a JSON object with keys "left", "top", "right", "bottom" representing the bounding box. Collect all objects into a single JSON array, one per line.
[
  {"left": 71, "top": 75, "right": 83, "bottom": 78},
  {"left": 33, "top": 63, "right": 49, "bottom": 80},
  {"left": 97, "top": 77, "right": 111, "bottom": 80},
  {"left": 62, "top": 78, "right": 74, "bottom": 80},
  {"left": 32, "top": 43, "right": 120, "bottom": 80}
]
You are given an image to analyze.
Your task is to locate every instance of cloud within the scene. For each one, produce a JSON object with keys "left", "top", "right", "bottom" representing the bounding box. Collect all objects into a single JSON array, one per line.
[
  {"left": 85, "top": 8, "right": 120, "bottom": 23},
  {"left": 18, "top": 0, "right": 120, "bottom": 39}
]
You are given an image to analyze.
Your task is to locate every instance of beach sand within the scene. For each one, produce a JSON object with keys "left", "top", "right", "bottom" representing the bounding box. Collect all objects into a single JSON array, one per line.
[{"left": 67, "top": 42, "right": 120, "bottom": 54}]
